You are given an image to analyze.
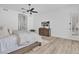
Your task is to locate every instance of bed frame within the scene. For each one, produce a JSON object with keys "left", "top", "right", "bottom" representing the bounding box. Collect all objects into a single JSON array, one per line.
[{"left": 8, "top": 42, "right": 41, "bottom": 54}]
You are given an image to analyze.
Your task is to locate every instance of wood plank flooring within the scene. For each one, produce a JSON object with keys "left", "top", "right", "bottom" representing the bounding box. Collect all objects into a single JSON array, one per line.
[{"left": 28, "top": 37, "right": 79, "bottom": 54}]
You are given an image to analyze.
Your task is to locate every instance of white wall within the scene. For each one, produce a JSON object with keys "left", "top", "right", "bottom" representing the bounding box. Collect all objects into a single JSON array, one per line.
[
  {"left": 1, "top": 5, "right": 79, "bottom": 39},
  {"left": 33, "top": 5, "right": 79, "bottom": 38},
  {"left": 27, "top": 14, "right": 34, "bottom": 31},
  {"left": 0, "top": 7, "right": 20, "bottom": 30},
  {"left": 0, "top": 7, "right": 34, "bottom": 32}
]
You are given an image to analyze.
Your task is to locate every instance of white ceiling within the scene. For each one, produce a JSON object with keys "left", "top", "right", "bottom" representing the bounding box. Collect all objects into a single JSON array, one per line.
[{"left": 0, "top": 4, "right": 79, "bottom": 14}]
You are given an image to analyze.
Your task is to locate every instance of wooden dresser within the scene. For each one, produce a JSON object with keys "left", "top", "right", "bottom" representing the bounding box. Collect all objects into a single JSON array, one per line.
[{"left": 39, "top": 28, "right": 51, "bottom": 37}]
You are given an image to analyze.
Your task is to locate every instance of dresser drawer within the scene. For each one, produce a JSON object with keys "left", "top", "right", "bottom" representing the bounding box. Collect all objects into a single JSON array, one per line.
[{"left": 39, "top": 28, "right": 50, "bottom": 36}]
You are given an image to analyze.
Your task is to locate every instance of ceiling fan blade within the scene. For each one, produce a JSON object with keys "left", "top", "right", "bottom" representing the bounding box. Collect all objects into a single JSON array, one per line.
[
  {"left": 30, "top": 8, "right": 34, "bottom": 11},
  {"left": 27, "top": 8, "right": 35, "bottom": 12},
  {"left": 32, "top": 11, "right": 38, "bottom": 13},
  {"left": 30, "top": 12, "right": 32, "bottom": 14},
  {"left": 27, "top": 10, "right": 30, "bottom": 12}
]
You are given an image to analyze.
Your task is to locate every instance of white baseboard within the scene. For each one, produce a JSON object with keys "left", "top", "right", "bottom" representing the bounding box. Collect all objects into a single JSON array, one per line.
[{"left": 52, "top": 34, "right": 79, "bottom": 41}]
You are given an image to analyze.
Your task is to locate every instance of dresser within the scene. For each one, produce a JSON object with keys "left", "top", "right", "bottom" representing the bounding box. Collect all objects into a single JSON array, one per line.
[{"left": 39, "top": 28, "right": 51, "bottom": 37}]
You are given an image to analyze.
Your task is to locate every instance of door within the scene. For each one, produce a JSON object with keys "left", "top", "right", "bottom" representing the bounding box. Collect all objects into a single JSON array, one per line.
[
  {"left": 70, "top": 14, "right": 79, "bottom": 35},
  {"left": 18, "top": 14, "right": 27, "bottom": 31}
]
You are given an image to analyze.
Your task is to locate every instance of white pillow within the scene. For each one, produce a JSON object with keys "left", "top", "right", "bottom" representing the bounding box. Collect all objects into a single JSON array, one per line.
[
  {"left": 16, "top": 32, "right": 37, "bottom": 45},
  {"left": 0, "top": 27, "right": 9, "bottom": 37}
]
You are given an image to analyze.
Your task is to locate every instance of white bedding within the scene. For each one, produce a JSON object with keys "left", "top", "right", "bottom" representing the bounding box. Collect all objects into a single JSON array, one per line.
[
  {"left": 0, "top": 35, "right": 18, "bottom": 53},
  {"left": 16, "top": 32, "right": 42, "bottom": 45},
  {"left": 0, "top": 39, "right": 35, "bottom": 54},
  {"left": 0, "top": 31, "right": 42, "bottom": 54}
]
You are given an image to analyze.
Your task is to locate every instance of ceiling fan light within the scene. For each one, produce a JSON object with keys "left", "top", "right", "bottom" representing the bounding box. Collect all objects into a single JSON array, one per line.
[{"left": 30, "top": 8, "right": 34, "bottom": 11}]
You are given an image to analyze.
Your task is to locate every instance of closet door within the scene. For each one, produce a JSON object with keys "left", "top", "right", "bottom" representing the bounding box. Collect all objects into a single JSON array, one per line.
[{"left": 18, "top": 14, "right": 27, "bottom": 31}]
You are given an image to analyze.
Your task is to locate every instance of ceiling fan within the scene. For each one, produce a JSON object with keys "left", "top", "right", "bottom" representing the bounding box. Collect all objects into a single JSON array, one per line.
[{"left": 21, "top": 4, "right": 38, "bottom": 15}]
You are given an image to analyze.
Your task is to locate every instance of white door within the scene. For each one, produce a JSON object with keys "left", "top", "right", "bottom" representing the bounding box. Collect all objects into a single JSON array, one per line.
[
  {"left": 70, "top": 14, "right": 79, "bottom": 35},
  {"left": 18, "top": 14, "right": 27, "bottom": 31}
]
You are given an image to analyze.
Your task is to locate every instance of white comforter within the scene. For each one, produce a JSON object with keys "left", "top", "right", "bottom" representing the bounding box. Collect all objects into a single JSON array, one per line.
[
  {"left": 16, "top": 32, "right": 42, "bottom": 45},
  {"left": 0, "top": 35, "right": 18, "bottom": 53},
  {"left": 0, "top": 32, "right": 42, "bottom": 54}
]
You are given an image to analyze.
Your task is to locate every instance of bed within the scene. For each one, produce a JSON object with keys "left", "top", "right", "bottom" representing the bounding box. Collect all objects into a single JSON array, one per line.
[{"left": 0, "top": 27, "right": 42, "bottom": 54}]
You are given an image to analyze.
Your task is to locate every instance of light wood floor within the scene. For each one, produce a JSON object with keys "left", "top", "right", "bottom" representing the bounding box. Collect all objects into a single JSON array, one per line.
[{"left": 28, "top": 37, "right": 79, "bottom": 54}]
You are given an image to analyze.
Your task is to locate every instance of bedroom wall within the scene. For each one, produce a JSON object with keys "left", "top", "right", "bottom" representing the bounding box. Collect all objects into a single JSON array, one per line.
[
  {"left": 27, "top": 14, "right": 34, "bottom": 31},
  {"left": 0, "top": 7, "right": 19, "bottom": 30},
  {"left": 0, "top": 7, "right": 34, "bottom": 31},
  {"left": 33, "top": 5, "right": 79, "bottom": 38}
]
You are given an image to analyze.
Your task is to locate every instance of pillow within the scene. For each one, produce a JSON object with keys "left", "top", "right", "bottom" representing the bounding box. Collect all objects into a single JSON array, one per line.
[
  {"left": 0, "top": 26, "right": 9, "bottom": 38},
  {"left": 17, "top": 32, "right": 30, "bottom": 45},
  {"left": 15, "top": 32, "right": 37, "bottom": 45}
]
